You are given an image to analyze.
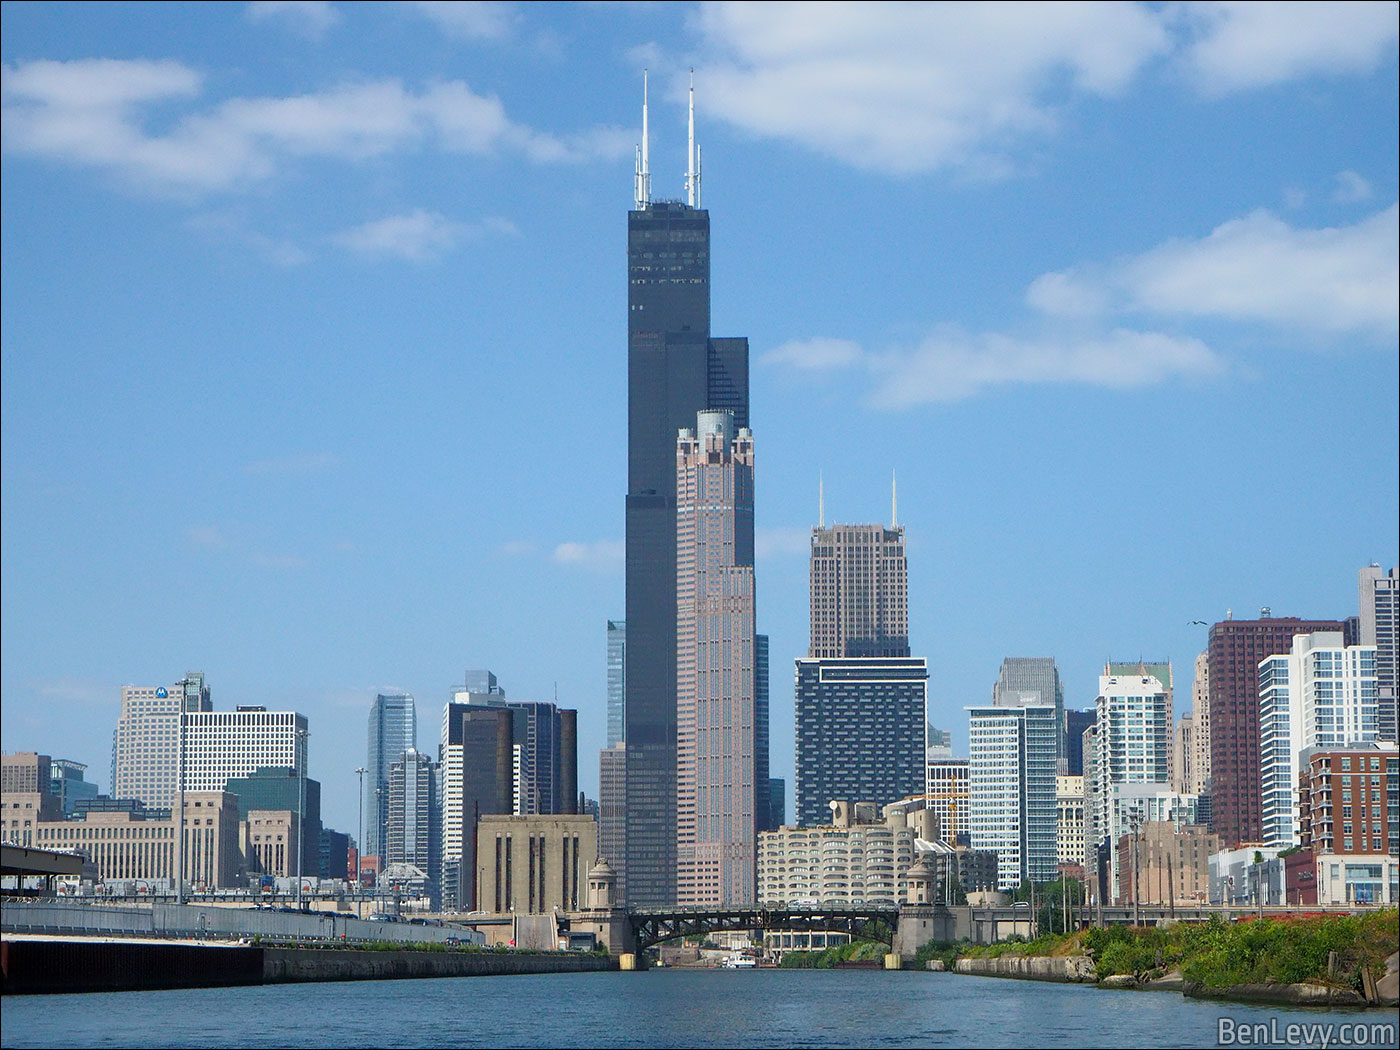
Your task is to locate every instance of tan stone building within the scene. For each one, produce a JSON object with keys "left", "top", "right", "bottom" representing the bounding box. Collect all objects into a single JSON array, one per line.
[
  {"left": 242, "top": 809, "right": 300, "bottom": 877},
  {"left": 475, "top": 814, "right": 597, "bottom": 914},
  {"left": 1115, "top": 820, "right": 1217, "bottom": 904},
  {"left": 33, "top": 791, "right": 242, "bottom": 889},
  {"left": 757, "top": 802, "right": 916, "bottom": 906}
]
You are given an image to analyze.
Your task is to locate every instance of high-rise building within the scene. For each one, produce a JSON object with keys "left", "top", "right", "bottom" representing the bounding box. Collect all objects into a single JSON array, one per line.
[
  {"left": 387, "top": 748, "right": 439, "bottom": 882},
  {"left": 624, "top": 79, "right": 750, "bottom": 908},
  {"left": 993, "top": 658, "right": 1066, "bottom": 769},
  {"left": 606, "top": 620, "right": 626, "bottom": 749},
  {"left": 1259, "top": 632, "right": 1377, "bottom": 848},
  {"left": 439, "top": 702, "right": 514, "bottom": 912},
  {"left": 1065, "top": 709, "right": 1095, "bottom": 777},
  {"left": 224, "top": 765, "right": 322, "bottom": 878},
  {"left": 366, "top": 692, "right": 416, "bottom": 861},
  {"left": 1057, "top": 774, "right": 1086, "bottom": 875},
  {"left": 1208, "top": 614, "right": 1345, "bottom": 847},
  {"left": 1191, "top": 650, "right": 1212, "bottom": 794},
  {"left": 49, "top": 759, "right": 99, "bottom": 817},
  {"left": 808, "top": 523, "right": 909, "bottom": 659},
  {"left": 967, "top": 701, "right": 1059, "bottom": 889},
  {"left": 1359, "top": 565, "right": 1399, "bottom": 743},
  {"left": 766, "top": 777, "right": 786, "bottom": 831},
  {"left": 675, "top": 410, "right": 758, "bottom": 906},
  {"left": 925, "top": 757, "right": 970, "bottom": 847},
  {"left": 598, "top": 742, "right": 627, "bottom": 902},
  {"left": 181, "top": 708, "right": 308, "bottom": 792},
  {"left": 111, "top": 672, "right": 212, "bottom": 809},
  {"left": 796, "top": 657, "right": 928, "bottom": 828},
  {"left": 1089, "top": 662, "right": 1172, "bottom": 888}
]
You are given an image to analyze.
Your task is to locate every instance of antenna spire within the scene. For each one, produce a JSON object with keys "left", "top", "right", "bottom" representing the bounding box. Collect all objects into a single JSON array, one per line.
[
  {"left": 891, "top": 470, "right": 898, "bottom": 528},
  {"left": 686, "top": 69, "right": 701, "bottom": 207},
  {"left": 818, "top": 472, "right": 825, "bottom": 529},
  {"left": 635, "top": 70, "right": 651, "bottom": 209}
]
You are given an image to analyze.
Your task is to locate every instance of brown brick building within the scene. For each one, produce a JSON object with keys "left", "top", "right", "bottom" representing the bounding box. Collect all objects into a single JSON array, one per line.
[{"left": 1207, "top": 616, "right": 1345, "bottom": 847}]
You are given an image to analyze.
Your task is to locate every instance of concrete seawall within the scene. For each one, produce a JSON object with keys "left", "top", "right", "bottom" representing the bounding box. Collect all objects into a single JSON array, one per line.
[
  {"left": 954, "top": 955, "right": 1097, "bottom": 983},
  {"left": 2, "top": 939, "right": 618, "bottom": 995}
]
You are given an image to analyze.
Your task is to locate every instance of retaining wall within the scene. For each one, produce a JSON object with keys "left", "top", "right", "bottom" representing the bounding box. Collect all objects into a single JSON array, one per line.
[{"left": 954, "top": 955, "right": 1096, "bottom": 982}]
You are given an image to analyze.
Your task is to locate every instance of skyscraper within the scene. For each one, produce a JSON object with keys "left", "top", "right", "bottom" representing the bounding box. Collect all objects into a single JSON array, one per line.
[
  {"left": 367, "top": 692, "right": 416, "bottom": 861},
  {"left": 993, "top": 657, "right": 1066, "bottom": 769},
  {"left": 967, "top": 700, "right": 1059, "bottom": 890},
  {"left": 438, "top": 702, "right": 514, "bottom": 912},
  {"left": 1208, "top": 614, "right": 1344, "bottom": 847},
  {"left": 809, "top": 522, "right": 909, "bottom": 659},
  {"left": 606, "top": 620, "right": 626, "bottom": 748},
  {"left": 1359, "top": 565, "right": 1398, "bottom": 743},
  {"left": 796, "top": 504, "right": 925, "bottom": 829},
  {"left": 675, "top": 410, "right": 758, "bottom": 906},
  {"left": 387, "top": 748, "right": 439, "bottom": 881},
  {"left": 624, "top": 77, "right": 750, "bottom": 907},
  {"left": 111, "top": 671, "right": 212, "bottom": 809}
]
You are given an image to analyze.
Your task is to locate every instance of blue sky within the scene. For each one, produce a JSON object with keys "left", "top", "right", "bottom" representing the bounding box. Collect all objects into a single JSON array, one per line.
[{"left": 3, "top": 1, "right": 1397, "bottom": 838}]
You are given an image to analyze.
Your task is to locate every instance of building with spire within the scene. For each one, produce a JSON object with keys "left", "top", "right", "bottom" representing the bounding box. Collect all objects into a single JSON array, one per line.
[{"left": 624, "top": 73, "right": 752, "bottom": 907}]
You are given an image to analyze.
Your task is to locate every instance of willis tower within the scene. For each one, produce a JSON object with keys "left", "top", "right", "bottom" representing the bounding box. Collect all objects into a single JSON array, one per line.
[{"left": 624, "top": 74, "right": 749, "bottom": 907}]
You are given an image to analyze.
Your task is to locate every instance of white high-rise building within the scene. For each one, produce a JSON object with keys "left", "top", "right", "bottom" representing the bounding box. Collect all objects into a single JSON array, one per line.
[
  {"left": 1259, "top": 631, "right": 1378, "bottom": 849},
  {"left": 111, "top": 672, "right": 212, "bottom": 808},
  {"left": 181, "top": 708, "right": 307, "bottom": 792},
  {"left": 1091, "top": 662, "right": 1172, "bottom": 888},
  {"left": 1359, "top": 565, "right": 1398, "bottom": 743},
  {"left": 968, "top": 701, "right": 1058, "bottom": 890}
]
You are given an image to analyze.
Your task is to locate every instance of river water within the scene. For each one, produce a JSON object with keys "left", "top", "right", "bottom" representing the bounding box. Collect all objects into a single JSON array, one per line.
[{"left": 2, "top": 969, "right": 1394, "bottom": 1048}]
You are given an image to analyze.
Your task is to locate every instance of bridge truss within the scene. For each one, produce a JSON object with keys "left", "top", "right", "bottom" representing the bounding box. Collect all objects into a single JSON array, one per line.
[{"left": 628, "top": 907, "right": 899, "bottom": 952}]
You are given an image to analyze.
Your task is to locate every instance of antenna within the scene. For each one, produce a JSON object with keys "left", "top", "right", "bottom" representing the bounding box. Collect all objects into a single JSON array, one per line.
[
  {"left": 818, "top": 472, "right": 825, "bottom": 529},
  {"left": 635, "top": 70, "right": 651, "bottom": 210},
  {"left": 686, "top": 70, "right": 701, "bottom": 207},
  {"left": 892, "top": 471, "right": 898, "bottom": 528}
]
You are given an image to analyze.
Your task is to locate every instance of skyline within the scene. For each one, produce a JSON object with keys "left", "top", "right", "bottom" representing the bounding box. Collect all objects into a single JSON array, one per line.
[{"left": 2, "top": 2, "right": 1397, "bottom": 839}]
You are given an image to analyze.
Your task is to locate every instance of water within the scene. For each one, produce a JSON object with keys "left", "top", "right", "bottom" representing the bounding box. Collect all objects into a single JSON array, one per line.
[{"left": 2, "top": 970, "right": 1394, "bottom": 1048}]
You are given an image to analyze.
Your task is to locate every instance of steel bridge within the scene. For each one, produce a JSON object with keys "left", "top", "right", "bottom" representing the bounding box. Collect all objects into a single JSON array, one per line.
[{"left": 626, "top": 906, "right": 899, "bottom": 952}]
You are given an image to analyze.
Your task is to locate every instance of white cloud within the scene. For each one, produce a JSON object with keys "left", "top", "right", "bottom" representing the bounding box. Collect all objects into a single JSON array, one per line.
[
  {"left": 1, "top": 59, "right": 629, "bottom": 196},
  {"left": 245, "top": 451, "right": 339, "bottom": 475},
  {"left": 1037, "top": 204, "right": 1400, "bottom": 337},
  {"left": 1333, "top": 169, "right": 1373, "bottom": 204},
  {"left": 187, "top": 525, "right": 229, "bottom": 550},
  {"left": 866, "top": 327, "right": 1223, "bottom": 408},
  {"left": 1179, "top": 1, "right": 1399, "bottom": 94},
  {"left": 691, "top": 1, "right": 1171, "bottom": 175},
  {"left": 246, "top": 1, "right": 340, "bottom": 40},
  {"left": 762, "top": 337, "right": 864, "bottom": 371},
  {"left": 334, "top": 210, "right": 465, "bottom": 261},
  {"left": 755, "top": 526, "right": 812, "bottom": 558},
  {"left": 410, "top": 1, "right": 514, "bottom": 40},
  {"left": 551, "top": 539, "right": 624, "bottom": 570}
]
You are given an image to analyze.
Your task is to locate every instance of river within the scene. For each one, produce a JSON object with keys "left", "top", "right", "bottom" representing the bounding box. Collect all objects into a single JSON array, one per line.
[{"left": 2, "top": 969, "right": 1394, "bottom": 1048}]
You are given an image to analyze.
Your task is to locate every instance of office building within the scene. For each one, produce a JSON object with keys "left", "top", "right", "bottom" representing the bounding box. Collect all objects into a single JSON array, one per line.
[
  {"left": 2, "top": 753, "right": 62, "bottom": 846},
  {"left": 1057, "top": 774, "right": 1086, "bottom": 875},
  {"left": 366, "top": 692, "right": 417, "bottom": 861},
  {"left": 1359, "top": 565, "right": 1398, "bottom": 743},
  {"left": 1172, "top": 712, "right": 1208, "bottom": 796},
  {"left": 675, "top": 410, "right": 759, "bottom": 906},
  {"left": 451, "top": 675, "right": 578, "bottom": 817},
  {"left": 598, "top": 743, "right": 627, "bottom": 902},
  {"left": 607, "top": 620, "right": 626, "bottom": 748},
  {"left": 49, "top": 759, "right": 99, "bottom": 816},
  {"left": 439, "top": 702, "right": 514, "bottom": 912},
  {"left": 767, "top": 777, "right": 786, "bottom": 832},
  {"left": 796, "top": 657, "right": 928, "bottom": 828},
  {"left": 1190, "top": 650, "right": 1212, "bottom": 793},
  {"left": 1116, "top": 821, "right": 1218, "bottom": 905},
  {"left": 1259, "top": 632, "right": 1377, "bottom": 848},
  {"left": 181, "top": 708, "right": 308, "bottom": 793},
  {"left": 386, "top": 748, "right": 439, "bottom": 885},
  {"left": 319, "top": 827, "right": 350, "bottom": 880},
  {"left": 223, "top": 765, "right": 321, "bottom": 877},
  {"left": 111, "top": 672, "right": 212, "bottom": 809},
  {"left": 925, "top": 758, "right": 970, "bottom": 847},
  {"left": 33, "top": 793, "right": 240, "bottom": 890},
  {"left": 624, "top": 81, "right": 751, "bottom": 908},
  {"left": 1064, "top": 709, "right": 1094, "bottom": 777},
  {"left": 1208, "top": 614, "right": 1344, "bottom": 847},
  {"left": 967, "top": 700, "right": 1059, "bottom": 890},
  {"left": 1298, "top": 742, "right": 1398, "bottom": 860},
  {"left": 809, "top": 522, "right": 909, "bottom": 659},
  {"left": 993, "top": 658, "right": 1066, "bottom": 769}
]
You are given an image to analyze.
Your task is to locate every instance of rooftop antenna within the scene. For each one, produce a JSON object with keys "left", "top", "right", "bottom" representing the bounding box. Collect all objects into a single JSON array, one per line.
[
  {"left": 891, "top": 471, "right": 898, "bottom": 528},
  {"left": 818, "top": 472, "right": 825, "bottom": 529},
  {"left": 686, "top": 69, "right": 701, "bottom": 207},
  {"left": 634, "top": 70, "right": 651, "bottom": 210}
]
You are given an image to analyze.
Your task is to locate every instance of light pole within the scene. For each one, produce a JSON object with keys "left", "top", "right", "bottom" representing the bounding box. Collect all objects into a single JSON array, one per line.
[
  {"left": 355, "top": 766, "right": 367, "bottom": 919},
  {"left": 175, "top": 708, "right": 186, "bottom": 906},
  {"left": 295, "top": 728, "right": 310, "bottom": 913}
]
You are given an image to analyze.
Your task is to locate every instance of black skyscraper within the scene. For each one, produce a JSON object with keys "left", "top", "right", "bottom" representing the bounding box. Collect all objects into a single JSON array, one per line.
[{"left": 624, "top": 83, "right": 749, "bottom": 907}]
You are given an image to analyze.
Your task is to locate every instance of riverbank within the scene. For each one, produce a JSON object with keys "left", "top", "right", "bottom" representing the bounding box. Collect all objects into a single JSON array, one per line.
[
  {"left": 942, "top": 910, "right": 1398, "bottom": 1008},
  {"left": 0, "top": 937, "right": 618, "bottom": 994}
]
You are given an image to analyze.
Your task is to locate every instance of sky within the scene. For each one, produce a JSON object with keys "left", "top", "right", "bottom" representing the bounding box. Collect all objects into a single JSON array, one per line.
[{"left": 3, "top": 1, "right": 1397, "bottom": 839}]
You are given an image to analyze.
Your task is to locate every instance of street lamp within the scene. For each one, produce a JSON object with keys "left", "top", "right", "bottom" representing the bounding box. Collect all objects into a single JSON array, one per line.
[
  {"left": 295, "top": 728, "right": 310, "bottom": 913},
  {"left": 355, "top": 766, "right": 367, "bottom": 919},
  {"left": 175, "top": 707, "right": 186, "bottom": 906}
]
